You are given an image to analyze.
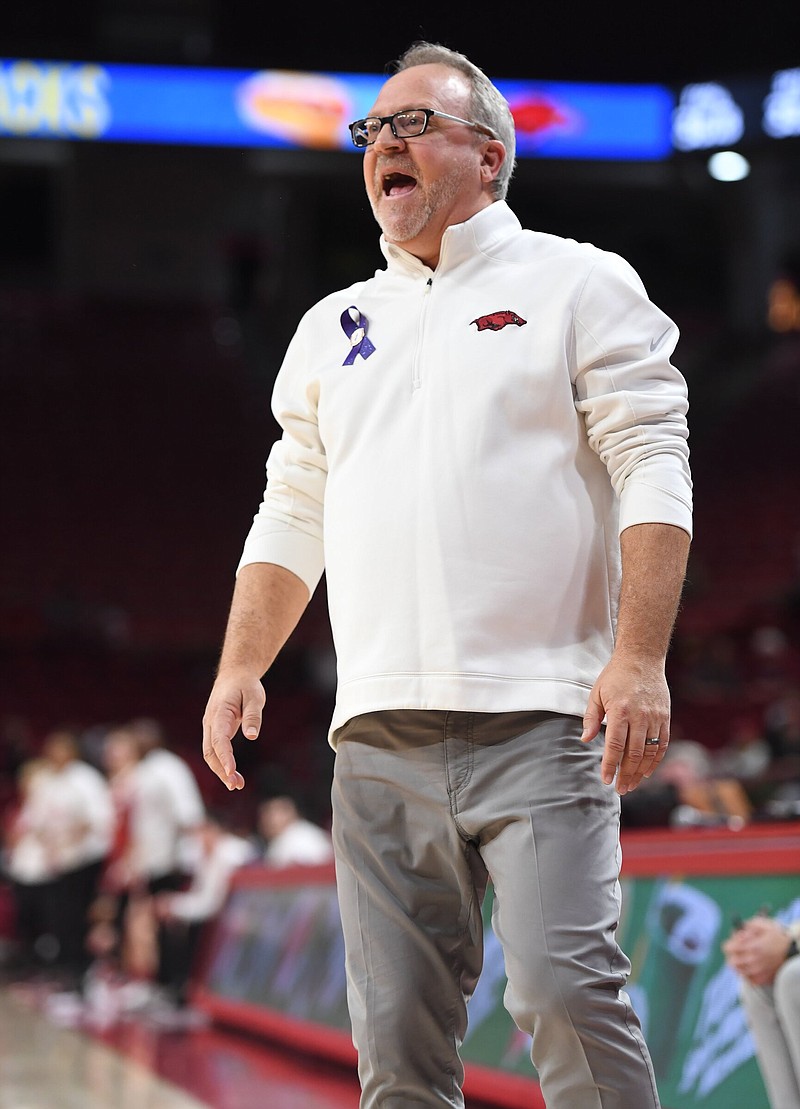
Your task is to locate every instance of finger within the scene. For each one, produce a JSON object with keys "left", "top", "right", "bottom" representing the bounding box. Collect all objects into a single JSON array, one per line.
[
  {"left": 600, "top": 723, "right": 628, "bottom": 786},
  {"left": 623, "top": 725, "right": 667, "bottom": 792},
  {"left": 615, "top": 753, "right": 648, "bottom": 794},
  {"left": 241, "top": 685, "right": 265, "bottom": 740},
  {"left": 203, "top": 703, "right": 245, "bottom": 790},
  {"left": 212, "top": 729, "right": 244, "bottom": 789},
  {"left": 613, "top": 715, "right": 655, "bottom": 794},
  {"left": 643, "top": 724, "right": 670, "bottom": 778},
  {"left": 203, "top": 734, "right": 243, "bottom": 790},
  {"left": 581, "top": 687, "right": 604, "bottom": 743},
  {"left": 201, "top": 718, "right": 226, "bottom": 782}
]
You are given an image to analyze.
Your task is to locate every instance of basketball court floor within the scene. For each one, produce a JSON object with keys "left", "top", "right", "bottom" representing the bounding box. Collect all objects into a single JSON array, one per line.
[
  {"left": 0, "top": 972, "right": 516, "bottom": 1108},
  {"left": 0, "top": 978, "right": 363, "bottom": 1108}
]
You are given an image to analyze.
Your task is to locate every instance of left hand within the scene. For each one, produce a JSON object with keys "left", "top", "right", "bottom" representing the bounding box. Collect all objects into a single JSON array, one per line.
[
  {"left": 581, "top": 650, "right": 670, "bottom": 794},
  {"left": 722, "top": 916, "right": 792, "bottom": 986}
]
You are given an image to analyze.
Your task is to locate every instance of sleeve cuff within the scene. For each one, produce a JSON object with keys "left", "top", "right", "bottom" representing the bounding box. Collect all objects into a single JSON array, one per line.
[
  {"left": 619, "top": 481, "right": 693, "bottom": 538},
  {"left": 237, "top": 528, "right": 325, "bottom": 596}
]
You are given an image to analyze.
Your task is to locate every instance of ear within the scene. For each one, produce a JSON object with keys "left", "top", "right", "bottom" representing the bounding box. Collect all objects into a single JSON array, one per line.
[{"left": 479, "top": 139, "right": 506, "bottom": 187}]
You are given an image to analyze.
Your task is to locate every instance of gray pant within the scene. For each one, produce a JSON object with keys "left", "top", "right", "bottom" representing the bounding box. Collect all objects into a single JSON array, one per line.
[
  {"left": 331, "top": 709, "right": 660, "bottom": 1108},
  {"left": 741, "top": 958, "right": 800, "bottom": 1109}
]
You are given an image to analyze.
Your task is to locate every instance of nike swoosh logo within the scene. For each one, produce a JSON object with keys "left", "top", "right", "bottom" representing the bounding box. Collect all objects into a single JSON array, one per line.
[{"left": 650, "top": 327, "right": 671, "bottom": 353}]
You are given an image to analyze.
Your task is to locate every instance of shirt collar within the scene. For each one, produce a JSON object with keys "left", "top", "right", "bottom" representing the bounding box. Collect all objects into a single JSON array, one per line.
[{"left": 379, "top": 201, "right": 521, "bottom": 276}]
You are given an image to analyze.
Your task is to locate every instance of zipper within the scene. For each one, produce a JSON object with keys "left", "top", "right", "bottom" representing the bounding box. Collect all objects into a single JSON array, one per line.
[{"left": 411, "top": 276, "right": 433, "bottom": 390}]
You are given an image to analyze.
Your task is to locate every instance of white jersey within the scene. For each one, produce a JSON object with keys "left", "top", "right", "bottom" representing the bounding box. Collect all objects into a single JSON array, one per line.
[
  {"left": 130, "top": 747, "right": 205, "bottom": 880},
  {"left": 36, "top": 760, "right": 114, "bottom": 874}
]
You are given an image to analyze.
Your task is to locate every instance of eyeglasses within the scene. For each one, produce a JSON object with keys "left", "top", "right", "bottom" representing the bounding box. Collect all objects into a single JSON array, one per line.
[{"left": 348, "top": 107, "right": 495, "bottom": 148}]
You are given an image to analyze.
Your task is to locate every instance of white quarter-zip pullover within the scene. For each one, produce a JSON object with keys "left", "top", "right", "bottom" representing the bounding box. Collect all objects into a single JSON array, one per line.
[{"left": 238, "top": 201, "right": 692, "bottom": 742}]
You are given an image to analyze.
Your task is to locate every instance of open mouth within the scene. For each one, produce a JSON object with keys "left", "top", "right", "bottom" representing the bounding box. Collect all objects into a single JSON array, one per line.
[{"left": 382, "top": 171, "right": 417, "bottom": 197}]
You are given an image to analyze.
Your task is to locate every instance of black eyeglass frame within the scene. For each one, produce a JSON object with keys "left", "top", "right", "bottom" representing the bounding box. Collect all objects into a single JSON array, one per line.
[{"left": 348, "top": 107, "right": 496, "bottom": 148}]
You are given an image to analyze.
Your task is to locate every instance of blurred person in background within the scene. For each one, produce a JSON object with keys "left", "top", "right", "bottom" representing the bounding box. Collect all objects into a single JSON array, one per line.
[
  {"left": 128, "top": 716, "right": 206, "bottom": 893},
  {"left": 764, "top": 685, "right": 800, "bottom": 766},
  {"left": 1, "top": 757, "right": 58, "bottom": 976},
  {"left": 85, "top": 726, "right": 147, "bottom": 980},
  {"left": 662, "top": 738, "right": 753, "bottom": 828},
  {"left": 203, "top": 40, "right": 692, "bottom": 1108},
  {"left": 621, "top": 737, "right": 752, "bottom": 829},
  {"left": 723, "top": 910, "right": 800, "bottom": 1109},
  {"left": 37, "top": 729, "right": 114, "bottom": 994},
  {"left": 151, "top": 808, "right": 256, "bottom": 1019},
  {"left": 124, "top": 716, "right": 206, "bottom": 1007},
  {"left": 255, "top": 791, "right": 334, "bottom": 868}
]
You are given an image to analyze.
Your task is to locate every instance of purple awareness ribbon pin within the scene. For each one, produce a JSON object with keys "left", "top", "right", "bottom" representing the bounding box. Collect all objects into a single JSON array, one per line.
[{"left": 340, "top": 306, "right": 376, "bottom": 365}]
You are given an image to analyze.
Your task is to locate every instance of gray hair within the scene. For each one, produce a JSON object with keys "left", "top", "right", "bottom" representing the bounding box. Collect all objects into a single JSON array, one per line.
[{"left": 392, "top": 41, "right": 516, "bottom": 201}]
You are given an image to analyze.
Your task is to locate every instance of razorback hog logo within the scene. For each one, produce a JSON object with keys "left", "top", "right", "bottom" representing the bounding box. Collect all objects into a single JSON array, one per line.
[{"left": 471, "top": 310, "right": 527, "bottom": 332}]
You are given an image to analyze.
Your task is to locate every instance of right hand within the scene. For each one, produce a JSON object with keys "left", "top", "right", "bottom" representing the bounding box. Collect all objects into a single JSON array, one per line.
[{"left": 202, "top": 670, "right": 266, "bottom": 790}]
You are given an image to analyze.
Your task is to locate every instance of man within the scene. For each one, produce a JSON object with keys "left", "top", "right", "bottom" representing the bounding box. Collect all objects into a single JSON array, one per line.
[
  {"left": 127, "top": 717, "right": 206, "bottom": 1001},
  {"left": 128, "top": 717, "right": 206, "bottom": 895},
  {"left": 152, "top": 809, "right": 257, "bottom": 1014},
  {"left": 203, "top": 41, "right": 691, "bottom": 1108},
  {"left": 723, "top": 912, "right": 800, "bottom": 1108},
  {"left": 37, "top": 730, "right": 114, "bottom": 991},
  {"left": 255, "top": 792, "right": 334, "bottom": 868}
]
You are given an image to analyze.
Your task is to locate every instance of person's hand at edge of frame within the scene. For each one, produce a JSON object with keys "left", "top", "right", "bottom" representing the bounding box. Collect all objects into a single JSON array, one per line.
[{"left": 722, "top": 914, "right": 796, "bottom": 987}]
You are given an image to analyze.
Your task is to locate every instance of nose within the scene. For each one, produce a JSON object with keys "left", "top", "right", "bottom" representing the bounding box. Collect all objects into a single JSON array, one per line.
[{"left": 372, "top": 120, "right": 406, "bottom": 152}]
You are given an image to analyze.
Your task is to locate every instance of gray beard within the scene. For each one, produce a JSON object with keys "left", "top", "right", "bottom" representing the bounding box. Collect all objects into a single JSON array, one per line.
[
  {"left": 373, "top": 194, "right": 434, "bottom": 243},
  {"left": 370, "top": 164, "right": 469, "bottom": 244}
]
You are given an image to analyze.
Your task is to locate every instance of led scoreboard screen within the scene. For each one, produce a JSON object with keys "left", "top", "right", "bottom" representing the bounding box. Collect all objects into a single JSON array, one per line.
[{"left": 0, "top": 57, "right": 674, "bottom": 160}]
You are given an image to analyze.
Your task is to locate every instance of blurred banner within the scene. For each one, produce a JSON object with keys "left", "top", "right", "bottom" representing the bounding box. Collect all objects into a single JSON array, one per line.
[
  {"left": 621, "top": 877, "right": 800, "bottom": 1109},
  {"left": 0, "top": 58, "right": 673, "bottom": 160},
  {"left": 192, "top": 826, "right": 800, "bottom": 1109}
]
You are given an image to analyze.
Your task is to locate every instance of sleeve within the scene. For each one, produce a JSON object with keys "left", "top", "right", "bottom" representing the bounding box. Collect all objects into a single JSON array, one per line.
[
  {"left": 168, "top": 840, "right": 256, "bottom": 921},
  {"left": 237, "top": 314, "right": 328, "bottom": 594},
  {"left": 571, "top": 253, "right": 693, "bottom": 537}
]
